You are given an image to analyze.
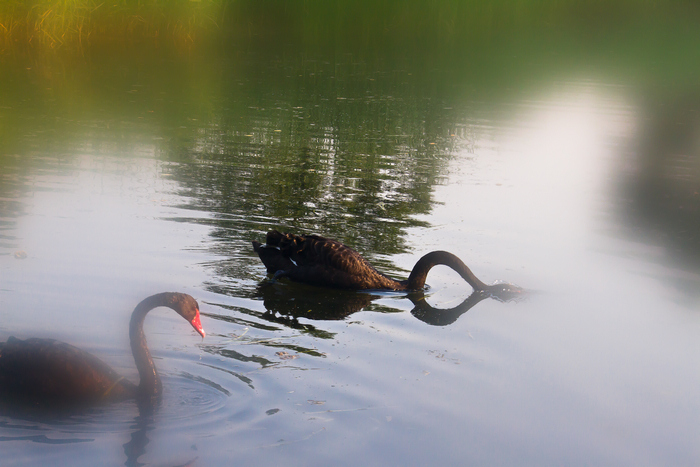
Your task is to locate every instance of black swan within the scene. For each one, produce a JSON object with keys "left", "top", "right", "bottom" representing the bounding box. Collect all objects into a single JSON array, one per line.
[
  {"left": 0, "top": 292, "right": 205, "bottom": 408},
  {"left": 253, "top": 230, "right": 522, "bottom": 294}
]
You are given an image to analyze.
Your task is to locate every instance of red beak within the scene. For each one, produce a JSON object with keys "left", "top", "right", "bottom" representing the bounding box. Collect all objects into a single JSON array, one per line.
[{"left": 190, "top": 310, "right": 205, "bottom": 338}]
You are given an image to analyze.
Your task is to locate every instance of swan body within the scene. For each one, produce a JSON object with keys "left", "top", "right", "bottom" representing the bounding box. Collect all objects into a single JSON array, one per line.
[
  {"left": 253, "top": 231, "right": 521, "bottom": 293},
  {"left": 0, "top": 292, "right": 205, "bottom": 407}
]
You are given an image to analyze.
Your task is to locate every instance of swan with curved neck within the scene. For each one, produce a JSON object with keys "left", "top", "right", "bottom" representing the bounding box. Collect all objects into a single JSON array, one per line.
[
  {"left": 0, "top": 292, "right": 205, "bottom": 407},
  {"left": 253, "top": 231, "right": 521, "bottom": 294}
]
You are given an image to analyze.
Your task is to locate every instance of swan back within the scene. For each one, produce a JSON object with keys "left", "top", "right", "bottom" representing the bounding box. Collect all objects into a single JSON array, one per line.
[
  {"left": 253, "top": 231, "right": 403, "bottom": 289},
  {"left": 0, "top": 337, "right": 137, "bottom": 406}
]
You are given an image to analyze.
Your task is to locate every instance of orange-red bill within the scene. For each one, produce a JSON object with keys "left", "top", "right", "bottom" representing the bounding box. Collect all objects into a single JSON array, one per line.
[{"left": 190, "top": 310, "right": 205, "bottom": 338}]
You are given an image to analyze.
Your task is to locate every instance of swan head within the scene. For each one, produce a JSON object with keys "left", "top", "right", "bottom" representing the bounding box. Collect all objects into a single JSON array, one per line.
[
  {"left": 484, "top": 283, "right": 526, "bottom": 302},
  {"left": 166, "top": 293, "right": 205, "bottom": 338}
]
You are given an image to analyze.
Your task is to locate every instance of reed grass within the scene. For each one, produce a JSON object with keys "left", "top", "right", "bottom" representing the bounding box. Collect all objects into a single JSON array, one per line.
[{"left": 0, "top": 0, "right": 225, "bottom": 50}]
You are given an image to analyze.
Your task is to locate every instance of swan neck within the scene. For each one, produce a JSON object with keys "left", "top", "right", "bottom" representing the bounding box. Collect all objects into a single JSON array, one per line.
[
  {"left": 129, "top": 293, "right": 167, "bottom": 397},
  {"left": 406, "top": 251, "right": 489, "bottom": 291}
]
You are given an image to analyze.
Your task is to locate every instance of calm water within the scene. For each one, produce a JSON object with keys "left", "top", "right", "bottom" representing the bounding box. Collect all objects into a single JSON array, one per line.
[{"left": 2, "top": 6, "right": 700, "bottom": 466}]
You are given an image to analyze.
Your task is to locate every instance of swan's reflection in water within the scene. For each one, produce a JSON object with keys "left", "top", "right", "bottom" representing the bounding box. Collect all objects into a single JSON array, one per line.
[
  {"left": 122, "top": 401, "right": 196, "bottom": 467},
  {"left": 0, "top": 400, "right": 159, "bottom": 466},
  {"left": 0, "top": 375, "right": 224, "bottom": 467},
  {"left": 254, "top": 280, "right": 525, "bottom": 327},
  {"left": 0, "top": 400, "right": 196, "bottom": 467},
  {"left": 123, "top": 401, "right": 156, "bottom": 467}
]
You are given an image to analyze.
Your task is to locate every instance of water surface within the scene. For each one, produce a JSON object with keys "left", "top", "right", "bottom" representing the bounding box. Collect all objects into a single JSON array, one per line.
[{"left": 1, "top": 5, "right": 700, "bottom": 466}]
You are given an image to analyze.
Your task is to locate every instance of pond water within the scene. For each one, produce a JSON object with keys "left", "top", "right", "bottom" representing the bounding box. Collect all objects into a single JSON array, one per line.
[{"left": 2, "top": 5, "right": 700, "bottom": 466}]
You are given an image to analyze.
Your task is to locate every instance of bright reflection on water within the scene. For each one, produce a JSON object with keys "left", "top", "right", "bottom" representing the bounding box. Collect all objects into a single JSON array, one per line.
[{"left": 2, "top": 13, "right": 700, "bottom": 467}]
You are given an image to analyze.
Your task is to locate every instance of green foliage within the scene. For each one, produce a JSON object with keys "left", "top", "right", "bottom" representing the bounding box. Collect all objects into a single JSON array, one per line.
[{"left": 2, "top": 0, "right": 696, "bottom": 52}]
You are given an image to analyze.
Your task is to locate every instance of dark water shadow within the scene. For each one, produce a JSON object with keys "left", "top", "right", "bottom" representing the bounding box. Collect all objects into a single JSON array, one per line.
[
  {"left": 624, "top": 93, "right": 700, "bottom": 267},
  {"left": 0, "top": 432, "right": 94, "bottom": 444}
]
